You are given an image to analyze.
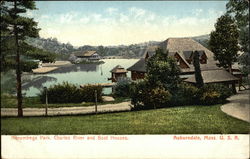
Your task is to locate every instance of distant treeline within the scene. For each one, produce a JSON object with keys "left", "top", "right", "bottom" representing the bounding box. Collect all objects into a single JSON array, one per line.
[{"left": 26, "top": 35, "right": 209, "bottom": 60}]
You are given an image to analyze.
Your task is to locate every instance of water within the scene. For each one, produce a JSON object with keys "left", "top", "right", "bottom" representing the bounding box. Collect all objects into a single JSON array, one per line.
[{"left": 21, "top": 59, "right": 139, "bottom": 96}]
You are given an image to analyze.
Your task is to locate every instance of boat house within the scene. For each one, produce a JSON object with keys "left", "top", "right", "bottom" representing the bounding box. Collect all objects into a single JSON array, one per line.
[
  {"left": 108, "top": 65, "right": 128, "bottom": 82},
  {"left": 127, "top": 38, "right": 241, "bottom": 92},
  {"left": 73, "top": 51, "right": 100, "bottom": 62}
]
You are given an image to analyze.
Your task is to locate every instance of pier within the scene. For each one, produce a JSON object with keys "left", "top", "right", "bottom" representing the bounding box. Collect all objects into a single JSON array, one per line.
[
  {"left": 80, "top": 83, "right": 116, "bottom": 88},
  {"left": 32, "top": 67, "right": 58, "bottom": 74}
]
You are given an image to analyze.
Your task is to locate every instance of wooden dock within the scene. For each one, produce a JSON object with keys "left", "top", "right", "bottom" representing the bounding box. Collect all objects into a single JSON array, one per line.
[
  {"left": 80, "top": 83, "right": 116, "bottom": 88},
  {"left": 32, "top": 67, "right": 58, "bottom": 74}
]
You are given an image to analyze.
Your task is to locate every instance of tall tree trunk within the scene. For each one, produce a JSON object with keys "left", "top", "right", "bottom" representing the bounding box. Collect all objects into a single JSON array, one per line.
[
  {"left": 228, "top": 64, "right": 237, "bottom": 94},
  {"left": 14, "top": 0, "right": 23, "bottom": 117},
  {"left": 193, "top": 51, "right": 204, "bottom": 88}
]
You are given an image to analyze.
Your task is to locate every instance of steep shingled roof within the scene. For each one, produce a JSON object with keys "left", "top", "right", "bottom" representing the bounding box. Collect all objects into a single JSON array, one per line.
[
  {"left": 143, "top": 45, "right": 159, "bottom": 58},
  {"left": 184, "top": 69, "right": 239, "bottom": 83},
  {"left": 162, "top": 38, "right": 217, "bottom": 69},
  {"left": 127, "top": 58, "right": 147, "bottom": 72},
  {"left": 74, "top": 51, "right": 97, "bottom": 57},
  {"left": 110, "top": 65, "right": 128, "bottom": 73},
  {"left": 128, "top": 38, "right": 219, "bottom": 73}
]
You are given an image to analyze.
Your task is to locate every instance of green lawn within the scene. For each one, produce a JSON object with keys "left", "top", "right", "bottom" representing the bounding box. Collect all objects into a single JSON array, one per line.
[
  {"left": 1, "top": 105, "right": 249, "bottom": 134},
  {"left": 1, "top": 94, "right": 128, "bottom": 108}
]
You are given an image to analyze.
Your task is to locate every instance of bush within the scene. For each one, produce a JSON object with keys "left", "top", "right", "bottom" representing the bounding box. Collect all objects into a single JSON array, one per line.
[
  {"left": 171, "top": 82, "right": 199, "bottom": 106},
  {"left": 39, "top": 82, "right": 102, "bottom": 104},
  {"left": 113, "top": 78, "right": 132, "bottom": 97},
  {"left": 148, "top": 86, "right": 172, "bottom": 109},
  {"left": 130, "top": 80, "right": 172, "bottom": 110},
  {"left": 80, "top": 84, "right": 103, "bottom": 102},
  {"left": 198, "top": 83, "right": 233, "bottom": 105}
]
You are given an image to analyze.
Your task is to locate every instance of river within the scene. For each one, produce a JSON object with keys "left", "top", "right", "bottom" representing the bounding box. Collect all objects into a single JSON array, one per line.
[{"left": 21, "top": 59, "right": 139, "bottom": 96}]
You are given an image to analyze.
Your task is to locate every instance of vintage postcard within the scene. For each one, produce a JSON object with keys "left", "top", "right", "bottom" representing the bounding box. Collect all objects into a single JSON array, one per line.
[{"left": 1, "top": 1, "right": 249, "bottom": 158}]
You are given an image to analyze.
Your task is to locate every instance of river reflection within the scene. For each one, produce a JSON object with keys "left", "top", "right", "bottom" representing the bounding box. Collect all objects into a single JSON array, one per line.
[
  {"left": 22, "top": 59, "right": 138, "bottom": 97},
  {"left": 49, "top": 64, "right": 99, "bottom": 74},
  {"left": 22, "top": 76, "right": 57, "bottom": 90}
]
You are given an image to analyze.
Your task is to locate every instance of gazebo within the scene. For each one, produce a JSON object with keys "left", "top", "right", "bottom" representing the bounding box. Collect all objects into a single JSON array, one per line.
[{"left": 108, "top": 65, "right": 128, "bottom": 82}]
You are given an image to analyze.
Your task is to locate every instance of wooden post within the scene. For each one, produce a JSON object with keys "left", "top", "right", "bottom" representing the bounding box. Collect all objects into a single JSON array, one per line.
[
  {"left": 44, "top": 87, "right": 48, "bottom": 116},
  {"left": 95, "top": 90, "right": 97, "bottom": 114}
]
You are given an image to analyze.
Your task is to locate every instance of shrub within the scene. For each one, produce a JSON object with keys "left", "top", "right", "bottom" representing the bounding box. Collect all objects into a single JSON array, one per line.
[
  {"left": 198, "top": 83, "right": 233, "bottom": 105},
  {"left": 171, "top": 82, "right": 199, "bottom": 106},
  {"left": 39, "top": 82, "right": 102, "bottom": 103},
  {"left": 113, "top": 77, "right": 132, "bottom": 97},
  {"left": 130, "top": 80, "right": 172, "bottom": 110},
  {"left": 80, "top": 84, "right": 103, "bottom": 102},
  {"left": 147, "top": 86, "right": 172, "bottom": 109}
]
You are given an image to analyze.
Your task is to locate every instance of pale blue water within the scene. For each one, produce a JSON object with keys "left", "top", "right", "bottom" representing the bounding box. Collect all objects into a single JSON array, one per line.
[{"left": 22, "top": 59, "right": 138, "bottom": 97}]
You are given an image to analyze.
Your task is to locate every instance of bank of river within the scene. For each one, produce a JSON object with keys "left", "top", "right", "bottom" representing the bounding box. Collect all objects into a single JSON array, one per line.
[{"left": 21, "top": 59, "right": 138, "bottom": 96}]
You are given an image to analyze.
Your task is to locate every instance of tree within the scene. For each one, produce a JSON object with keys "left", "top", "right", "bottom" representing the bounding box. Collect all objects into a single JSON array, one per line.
[
  {"left": 226, "top": 0, "right": 249, "bottom": 74},
  {"left": 193, "top": 51, "right": 204, "bottom": 88},
  {"left": 1, "top": 1, "right": 40, "bottom": 117},
  {"left": 209, "top": 14, "right": 240, "bottom": 73},
  {"left": 146, "top": 48, "right": 181, "bottom": 92}
]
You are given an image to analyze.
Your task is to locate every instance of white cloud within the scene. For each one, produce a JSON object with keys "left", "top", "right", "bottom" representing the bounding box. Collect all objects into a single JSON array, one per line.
[
  {"left": 80, "top": 17, "right": 90, "bottom": 24},
  {"left": 208, "top": 8, "right": 224, "bottom": 18},
  {"left": 37, "top": 7, "right": 224, "bottom": 46},
  {"left": 192, "top": 9, "right": 203, "bottom": 16},
  {"left": 129, "top": 7, "right": 146, "bottom": 19},
  {"left": 59, "top": 11, "right": 79, "bottom": 24},
  {"left": 106, "top": 7, "right": 118, "bottom": 15},
  {"left": 119, "top": 13, "right": 129, "bottom": 23},
  {"left": 92, "top": 14, "right": 102, "bottom": 21},
  {"left": 40, "top": 28, "right": 60, "bottom": 38},
  {"left": 40, "top": 15, "right": 50, "bottom": 19}
]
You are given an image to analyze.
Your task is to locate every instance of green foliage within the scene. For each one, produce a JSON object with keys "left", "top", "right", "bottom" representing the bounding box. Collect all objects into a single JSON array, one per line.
[
  {"left": 148, "top": 86, "right": 172, "bottom": 109},
  {"left": 226, "top": 0, "right": 249, "bottom": 74},
  {"left": 209, "top": 14, "right": 240, "bottom": 72},
  {"left": 193, "top": 51, "right": 204, "bottom": 88},
  {"left": 20, "top": 61, "right": 38, "bottom": 72},
  {"left": 22, "top": 43, "right": 57, "bottom": 63},
  {"left": 130, "top": 80, "right": 172, "bottom": 110},
  {"left": 226, "top": 0, "right": 249, "bottom": 53},
  {"left": 130, "top": 80, "right": 149, "bottom": 109},
  {"left": 146, "top": 48, "right": 181, "bottom": 92},
  {"left": 1, "top": 71, "right": 16, "bottom": 94},
  {"left": 171, "top": 82, "right": 199, "bottom": 106},
  {"left": 113, "top": 78, "right": 132, "bottom": 97},
  {"left": 238, "top": 53, "right": 250, "bottom": 75},
  {"left": 39, "top": 82, "right": 102, "bottom": 104},
  {"left": 198, "top": 84, "right": 233, "bottom": 105},
  {"left": 80, "top": 84, "right": 103, "bottom": 103}
]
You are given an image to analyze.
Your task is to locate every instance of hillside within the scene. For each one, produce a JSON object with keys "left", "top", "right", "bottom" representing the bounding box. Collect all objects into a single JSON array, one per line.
[{"left": 26, "top": 35, "right": 210, "bottom": 59}]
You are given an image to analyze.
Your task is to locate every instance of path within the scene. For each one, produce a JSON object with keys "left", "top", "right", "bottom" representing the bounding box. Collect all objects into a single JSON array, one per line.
[
  {"left": 1, "top": 102, "right": 131, "bottom": 117},
  {"left": 221, "top": 90, "right": 250, "bottom": 122}
]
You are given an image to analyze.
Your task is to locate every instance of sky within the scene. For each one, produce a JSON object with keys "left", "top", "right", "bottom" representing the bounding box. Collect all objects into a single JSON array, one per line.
[{"left": 25, "top": 1, "right": 228, "bottom": 46}]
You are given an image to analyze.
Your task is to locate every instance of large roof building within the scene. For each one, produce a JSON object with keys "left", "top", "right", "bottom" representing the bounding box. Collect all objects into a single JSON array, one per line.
[{"left": 127, "top": 38, "right": 240, "bottom": 91}]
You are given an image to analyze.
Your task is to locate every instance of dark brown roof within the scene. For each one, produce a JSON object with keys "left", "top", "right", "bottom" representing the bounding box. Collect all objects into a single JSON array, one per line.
[
  {"left": 162, "top": 38, "right": 218, "bottom": 69},
  {"left": 184, "top": 69, "right": 239, "bottom": 83},
  {"left": 127, "top": 38, "right": 219, "bottom": 73},
  {"left": 143, "top": 45, "right": 159, "bottom": 58},
  {"left": 127, "top": 58, "right": 147, "bottom": 72},
  {"left": 110, "top": 65, "right": 127, "bottom": 73},
  {"left": 74, "top": 51, "right": 97, "bottom": 57}
]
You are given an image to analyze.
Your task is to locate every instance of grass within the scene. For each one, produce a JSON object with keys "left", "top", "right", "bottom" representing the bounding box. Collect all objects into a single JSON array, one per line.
[
  {"left": 1, "top": 94, "right": 129, "bottom": 108},
  {"left": 1, "top": 105, "right": 249, "bottom": 134}
]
